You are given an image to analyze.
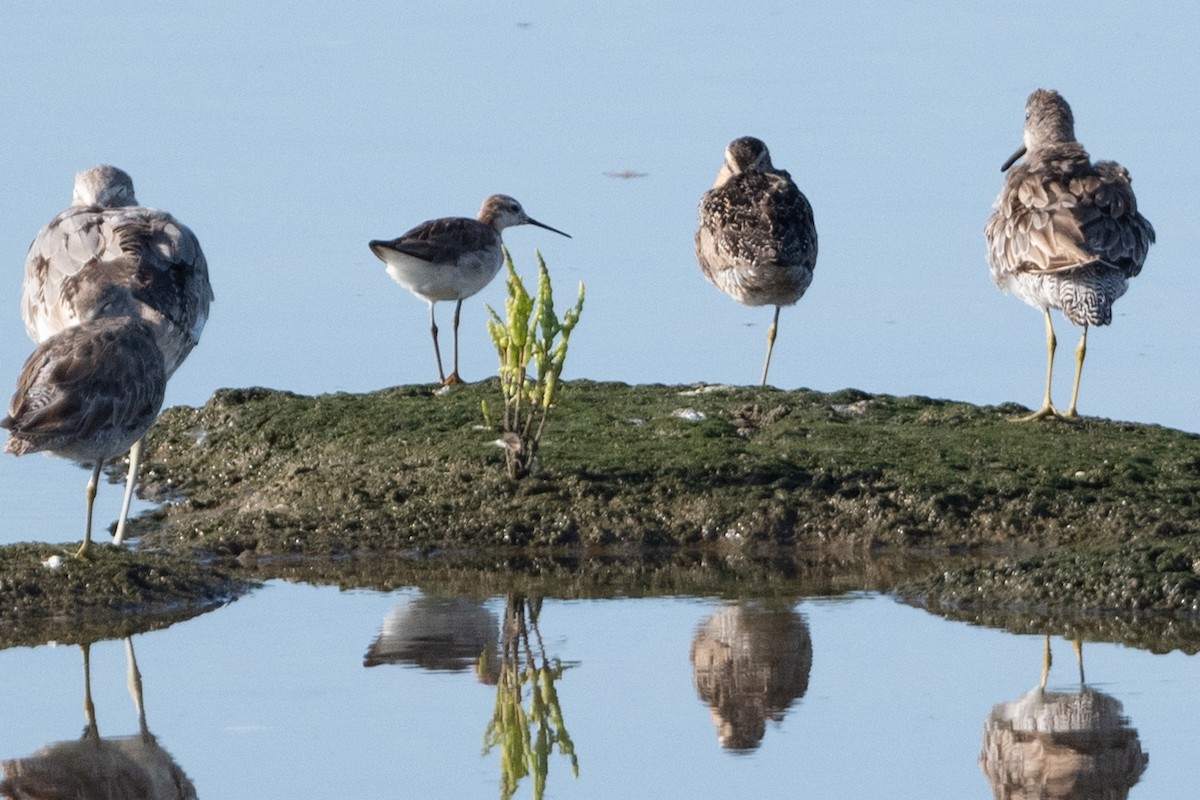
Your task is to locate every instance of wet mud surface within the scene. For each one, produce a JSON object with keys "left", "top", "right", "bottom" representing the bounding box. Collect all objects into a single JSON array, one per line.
[{"left": 4, "top": 381, "right": 1199, "bottom": 649}]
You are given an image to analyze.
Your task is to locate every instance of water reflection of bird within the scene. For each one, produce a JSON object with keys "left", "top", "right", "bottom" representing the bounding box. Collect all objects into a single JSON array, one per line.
[
  {"left": 0, "top": 637, "right": 197, "bottom": 799},
  {"left": 369, "top": 195, "right": 571, "bottom": 386},
  {"left": 3, "top": 281, "right": 166, "bottom": 558},
  {"left": 979, "top": 635, "right": 1147, "bottom": 800},
  {"left": 21, "top": 165, "right": 213, "bottom": 543},
  {"left": 363, "top": 594, "right": 500, "bottom": 683},
  {"left": 696, "top": 136, "right": 818, "bottom": 387},
  {"left": 689, "top": 603, "right": 812, "bottom": 751},
  {"left": 984, "top": 90, "right": 1154, "bottom": 421}
]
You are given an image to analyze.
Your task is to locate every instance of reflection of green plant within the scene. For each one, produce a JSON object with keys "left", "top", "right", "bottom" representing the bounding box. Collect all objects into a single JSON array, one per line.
[
  {"left": 483, "top": 595, "right": 578, "bottom": 800},
  {"left": 485, "top": 249, "right": 585, "bottom": 479}
]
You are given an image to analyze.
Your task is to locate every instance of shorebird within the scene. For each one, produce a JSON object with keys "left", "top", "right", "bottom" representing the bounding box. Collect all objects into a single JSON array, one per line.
[
  {"left": 22, "top": 164, "right": 212, "bottom": 542},
  {"left": 369, "top": 194, "right": 570, "bottom": 385},
  {"left": 696, "top": 136, "right": 818, "bottom": 386},
  {"left": 0, "top": 637, "right": 198, "bottom": 798},
  {"left": 985, "top": 90, "right": 1154, "bottom": 420},
  {"left": 2, "top": 280, "right": 166, "bottom": 558}
]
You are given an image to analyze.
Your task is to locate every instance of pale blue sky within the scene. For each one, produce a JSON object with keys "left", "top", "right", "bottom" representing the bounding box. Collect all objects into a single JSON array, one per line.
[{"left": 2, "top": 1, "right": 1197, "bottom": 536}]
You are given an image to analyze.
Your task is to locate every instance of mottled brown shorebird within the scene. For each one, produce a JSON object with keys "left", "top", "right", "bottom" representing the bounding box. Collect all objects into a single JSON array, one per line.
[
  {"left": 369, "top": 195, "right": 570, "bottom": 386},
  {"left": 3, "top": 281, "right": 166, "bottom": 557},
  {"left": 985, "top": 90, "right": 1154, "bottom": 420},
  {"left": 0, "top": 637, "right": 198, "bottom": 798},
  {"left": 22, "top": 165, "right": 212, "bottom": 543},
  {"left": 696, "top": 136, "right": 818, "bottom": 386}
]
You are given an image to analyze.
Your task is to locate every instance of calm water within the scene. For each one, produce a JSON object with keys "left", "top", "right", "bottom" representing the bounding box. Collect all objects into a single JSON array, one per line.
[
  {"left": 1, "top": 3, "right": 1198, "bottom": 797},
  {"left": 1, "top": 586, "right": 1196, "bottom": 799}
]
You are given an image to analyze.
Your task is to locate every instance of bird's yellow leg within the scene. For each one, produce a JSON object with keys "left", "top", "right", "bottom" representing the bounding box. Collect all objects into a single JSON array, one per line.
[
  {"left": 1064, "top": 326, "right": 1088, "bottom": 419},
  {"left": 1039, "top": 633, "right": 1052, "bottom": 691},
  {"left": 1073, "top": 637, "right": 1085, "bottom": 685},
  {"left": 75, "top": 461, "right": 103, "bottom": 558},
  {"left": 1015, "top": 308, "right": 1061, "bottom": 421},
  {"left": 760, "top": 305, "right": 781, "bottom": 387}
]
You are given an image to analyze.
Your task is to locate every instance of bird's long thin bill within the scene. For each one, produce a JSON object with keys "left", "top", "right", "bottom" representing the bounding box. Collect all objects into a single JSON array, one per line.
[
  {"left": 528, "top": 219, "right": 571, "bottom": 238},
  {"left": 1000, "top": 145, "right": 1027, "bottom": 172}
]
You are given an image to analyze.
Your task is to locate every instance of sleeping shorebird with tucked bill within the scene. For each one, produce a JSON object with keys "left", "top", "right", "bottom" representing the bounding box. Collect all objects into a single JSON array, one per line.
[
  {"left": 21, "top": 164, "right": 212, "bottom": 544},
  {"left": 985, "top": 89, "right": 1154, "bottom": 420},
  {"left": 369, "top": 194, "right": 570, "bottom": 386},
  {"left": 696, "top": 136, "right": 818, "bottom": 387},
  {"left": 3, "top": 279, "right": 166, "bottom": 558}
]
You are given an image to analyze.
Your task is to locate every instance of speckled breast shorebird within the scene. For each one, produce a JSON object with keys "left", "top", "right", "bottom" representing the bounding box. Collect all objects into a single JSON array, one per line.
[
  {"left": 369, "top": 194, "right": 570, "bottom": 386},
  {"left": 20, "top": 165, "right": 212, "bottom": 544},
  {"left": 695, "top": 136, "right": 818, "bottom": 387},
  {"left": 3, "top": 280, "right": 166, "bottom": 558},
  {"left": 984, "top": 90, "right": 1154, "bottom": 420}
]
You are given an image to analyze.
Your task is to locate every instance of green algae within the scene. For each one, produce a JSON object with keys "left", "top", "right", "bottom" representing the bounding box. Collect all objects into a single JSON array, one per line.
[
  {"left": 8, "top": 380, "right": 1200, "bottom": 648},
  {"left": 0, "top": 543, "right": 254, "bottom": 648},
  {"left": 131, "top": 381, "right": 1200, "bottom": 558}
]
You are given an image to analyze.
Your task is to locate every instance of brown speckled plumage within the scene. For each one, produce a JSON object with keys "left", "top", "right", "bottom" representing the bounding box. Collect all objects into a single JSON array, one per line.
[
  {"left": 696, "top": 137, "right": 817, "bottom": 385},
  {"left": 15, "top": 165, "right": 211, "bottom": 546},
  {"left": 3, "top": 284, "right": 165, "bottom": 555},
  {"left": 984, "top": 90, "right": 1154, "bottom": 419},
  {"left": 23, "top": 165, "right": 212, "bottom": 377}
]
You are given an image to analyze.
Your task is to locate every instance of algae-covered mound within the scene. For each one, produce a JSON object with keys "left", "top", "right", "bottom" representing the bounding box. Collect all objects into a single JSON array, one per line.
[
  {"left": 0, "top": 543, "right": 252, "bottom": 647},
  {"left": 129, "top": 381, "right": 1200, "bottom": 557}
]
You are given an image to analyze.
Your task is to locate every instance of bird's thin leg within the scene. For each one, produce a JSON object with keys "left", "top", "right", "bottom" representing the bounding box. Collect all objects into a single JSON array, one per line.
[
  {"left": 112, "top": 438, "right": 142, "bottom": 546},
  {"left": 428, "top": 300, "right": 447, "bottom": 384},
  {"left": 76, "top": 461, "right": 104, "bottom": 558},
  {"left": 1073, "top": 637, "right": 1085, "bottom": 686},
  {"left": 1039, "top": 633, "right": 1052, "bottom": 691},
  {"left": 82, "top": 643, "right": 99, "bottom": 738},
  {"left": 125, "top": 636, "right": 149, "bottom": 737},
  {"left": 444, "top": 299, "right": 464, "bottom": 385},
  {"left": 1017, "top": 308, "right": 1060, "bottom": 421},
  {"left": 1065, "top": 325, "right": 1088, "bottom": 419},
  {"left": 760, "top": 305, "right": 782, "bottom": 387}
]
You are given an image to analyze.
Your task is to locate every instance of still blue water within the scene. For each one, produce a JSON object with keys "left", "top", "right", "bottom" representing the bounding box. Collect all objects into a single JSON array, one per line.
[
  {"left": 1, "top": 3, "right": 1197, "bottom": 797},
  {"left": 2, "top": 587, "right": 1196, "bottom": 799}
]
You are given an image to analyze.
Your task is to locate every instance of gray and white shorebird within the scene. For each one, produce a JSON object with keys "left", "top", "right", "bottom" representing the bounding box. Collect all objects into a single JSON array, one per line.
[
  {"left": 2, "top": 280, "right": 166, "bottom": 558},
  {"left": 21, "top": 164, "right": 212, "bottom": 543},
  {"left": 696, "top": 136, "right": 818, "bottom": 386},
  {"left": 985, "top": 90, "right": 1154, "bottom": 420},
  {"left": 369, "top": 194, "right": 570, "bottom": 385}
]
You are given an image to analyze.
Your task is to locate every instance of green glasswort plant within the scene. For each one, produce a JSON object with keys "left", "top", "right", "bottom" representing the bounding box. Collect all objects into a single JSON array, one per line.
[
  {"left": 485, "top": 248, "right": 585, "bottom": 479},
  {"left": 483, "top": 595, "right": 578, "bottom": 800}
]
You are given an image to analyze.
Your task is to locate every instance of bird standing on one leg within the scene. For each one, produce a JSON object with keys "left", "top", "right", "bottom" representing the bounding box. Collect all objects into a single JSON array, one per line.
[
  {"left": 984, "top": 90, "right": 1154, "bottom": 420},
  {"left": 2, "top": 283, "right": 166, "bottom": 558},
  {"left": 369, "top": 195, "right": 570, "bottom": 386},
  {"left": 22, "top": 165, "right": 212, "bottom": 543},
  {"left": 696, "top": 136, "right": 817, "bottom": 387}
]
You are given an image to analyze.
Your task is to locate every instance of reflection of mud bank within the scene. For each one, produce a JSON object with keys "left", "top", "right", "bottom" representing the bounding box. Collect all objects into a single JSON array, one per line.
[{"left": 898, "top": 539, "right": 1200, "bottom": 653}]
